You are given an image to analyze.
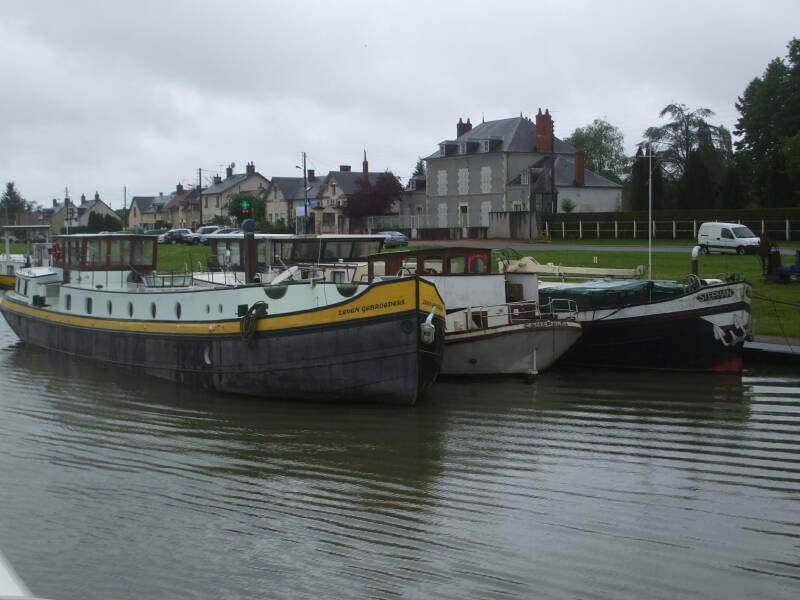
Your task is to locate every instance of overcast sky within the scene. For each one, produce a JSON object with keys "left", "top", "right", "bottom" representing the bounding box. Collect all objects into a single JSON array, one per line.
[{"left": 2, "top": 0, "right": 798, "bottom": 210}]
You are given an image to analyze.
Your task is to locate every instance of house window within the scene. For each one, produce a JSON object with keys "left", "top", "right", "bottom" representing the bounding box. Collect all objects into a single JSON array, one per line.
[
  {"left": 204, "top": 197, "right": 208, "bottom": 209},
  {"left": 521, "top": 170, "right": 529, "bottom": 185},
  {"left": 481, "top": 167, "right": 492, "bottom": 193},
  {"left": 215, "top": 197, "right": 220, "bottom": 208},
  {"left": 458, "top": 169, "right": 469, "bottom": 195},
  {"left": 481, "top": 140, "right": 490, "bottom": 153},
  {"left": 459, "top": 204, "right": 469, "bottom": 227},
  {"left": 437, "top": 170, "right": 448, "bottom": 196}
]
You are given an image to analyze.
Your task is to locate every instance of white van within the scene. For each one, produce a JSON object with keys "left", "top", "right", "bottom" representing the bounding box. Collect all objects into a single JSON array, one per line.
[{"left": 697, "top": 222, "right": 760, "bottom": 255}]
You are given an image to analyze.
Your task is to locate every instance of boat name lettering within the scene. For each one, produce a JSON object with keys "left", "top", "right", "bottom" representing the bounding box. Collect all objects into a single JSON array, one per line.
[
  {"left": 696, "top": 288, "right": 735, "bottom": 302},
  {"left": 338, "top": 299, "right": 406, "bottom": 316}
]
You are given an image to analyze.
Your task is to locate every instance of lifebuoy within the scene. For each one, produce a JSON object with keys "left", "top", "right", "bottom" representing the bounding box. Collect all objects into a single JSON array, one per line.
[
  {"left": 51, "top": 242, "right": 62, "bottom": 262},
  {"left": 467, "top": 253, "right": 487, "bottom": 273}
]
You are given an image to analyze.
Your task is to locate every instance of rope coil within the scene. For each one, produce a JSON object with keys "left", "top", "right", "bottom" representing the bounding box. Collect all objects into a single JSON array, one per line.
[{"left": 240, "top": 301, "right": 269, "bottom": 345}]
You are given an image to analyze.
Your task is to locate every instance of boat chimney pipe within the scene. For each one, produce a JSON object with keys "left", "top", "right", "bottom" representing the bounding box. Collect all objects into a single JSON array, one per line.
[
  {"left": 242, "top": 219, "right": 257, "bottom": 283},
  {"left": 691, "top": 245, "right": 700, "bottom": 277}
]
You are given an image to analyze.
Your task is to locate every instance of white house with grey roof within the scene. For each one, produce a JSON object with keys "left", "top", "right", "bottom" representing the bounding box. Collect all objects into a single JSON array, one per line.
[{"left": 402, "top": 109, "right": 622, "bottom": 236}]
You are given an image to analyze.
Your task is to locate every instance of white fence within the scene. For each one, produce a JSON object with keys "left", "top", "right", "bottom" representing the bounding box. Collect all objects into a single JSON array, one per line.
[{"left": 542, "top": 218, "right": 798, "bottom": 241}]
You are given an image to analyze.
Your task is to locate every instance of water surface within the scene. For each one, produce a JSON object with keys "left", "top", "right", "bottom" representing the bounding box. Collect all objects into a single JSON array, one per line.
[{"left": 0, "top": 320, "right": 798, "bottom": 599}]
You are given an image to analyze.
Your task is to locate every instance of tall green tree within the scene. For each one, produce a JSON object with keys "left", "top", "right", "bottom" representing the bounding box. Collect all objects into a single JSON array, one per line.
[
  {"left": 412, "top": 158, "right": 426, "bottom": 178},
  {"left": 1, "top": 181, "right": 31, "bottom": 223},
  {"left": 644, "top": 104, "right": 731, "bottom": 180},
  {"left": 629, "top": 147, "right": 666, "bottom": 211},
  {"left": 735, "top": 38, "right": 800, "bottom": 207},
  {"left": 564, "top": 118, "right": 628, "bottom": 183}
]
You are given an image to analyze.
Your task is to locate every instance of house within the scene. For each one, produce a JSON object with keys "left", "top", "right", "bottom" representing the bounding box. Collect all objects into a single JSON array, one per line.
[
  {"left": 200, "top": 162, "right": 269, "bottom": 224},
  {"left": 402, "top": 110, "right": 622, "bottom": 232},
  {"left": 163, "top": 184, "right": 201, "bottom": 230},
  {"left": 264, "top": 169, "right": 325, "bottom": 226},
  {"left": 264, "top": 153, "right": 387, "bottom": 234},
  {"left": 313, "top": 153, "right": 386, "bottom": 234},
  {"left": 49, "top": 192, "right": 121, "bottom": 233},
  {"left": 128, "top": 194, "right": 168, "bottom": 231}
]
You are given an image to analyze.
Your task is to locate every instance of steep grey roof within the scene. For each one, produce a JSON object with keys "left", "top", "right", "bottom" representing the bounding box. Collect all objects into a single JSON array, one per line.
[
  {"left": 325, "top": 170, "right": 384, "bottom": 196},
  {"left": 202, "top": 173, "right": 251, "bottom": 195},
  {"left": 427, "top": 116, "right": 576, "bottom": 159},
  {"left": 522, "top": 156, "right": 621, "bottom": 188},
  {"left": 270, "top": 176, "right": 325, "bottom": 201},
  {"left": 131, "top": 196, "right": 158, "bottom": 213}
]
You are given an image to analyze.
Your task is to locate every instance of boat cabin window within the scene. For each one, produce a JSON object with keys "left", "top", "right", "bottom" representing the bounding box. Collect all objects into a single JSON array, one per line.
[
  {"left": 86, "top": 240, "right": 106, "bottom": 266},
  {"left": 109, "top": 240, "right": 131, "bottom": 266},
  {"left": 449, "top": 256, "right": 466, "bottom": 274},
  {"left": 372, "top": 259, "right": 386, "bottom": 278},
  {"left": 322, "top": 241, "right": 353, "bottom": 261},
  {"left": 67, "top": 239, "right": 82, "bottom": 266},
  {"left": 401, "top": 257, "right": 417, "bottom": 274},
  {"left": 291, "top": 240, "right": 319, "bottom": 262},
  {"left": 353, "top": 240, "right": 382, "bottom": 257},
  {"left": 423, "top": 256, "right": 443, "bottom": 274}
]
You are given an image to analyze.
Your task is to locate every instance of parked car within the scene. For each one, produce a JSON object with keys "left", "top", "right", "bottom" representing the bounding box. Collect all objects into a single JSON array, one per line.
[
  {"left": 376, "top": 231, "right": 408, "bottom": 248},
  {"left": 186, "top": 225, "right": 220, "bottom": 244},
  {"left": 697, "top": 222, "right": 760, "bottom": 255},
  {"left": 144, "top": 228, "right": 168, "bottom": 236},
  {"left": 158, "top": 228, "right": 192, "bottom": 244},
  {"left": 204, "top": 227, "right": 240, "bottom": 240}
]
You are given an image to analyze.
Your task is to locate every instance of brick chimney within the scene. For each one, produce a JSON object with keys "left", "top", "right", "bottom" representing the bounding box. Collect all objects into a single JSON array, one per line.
[
  {"left": 340, "top": 165, "right": 351, "bottom": 172},
  {"left": 574, "top": 151, "right": 585, "bottom": 186},
  {"left": 52, "top": 199, "right": 59, "bottom": 208},
  {"left": 457, "top": 117, "right": 472, "bottom": 138},
  {"left": 213, "top": 175, "right": 222, "bottom": 185},
  {"left": 94, "top": 191, "right": 100, "bottom": 201},
  {"left": 246, "top": 162, "right": 255, "bottom": 176},
  {"left": 362, "top": 150, "right": 369, "bottom": 183},
  {"left": 535, "top": 108, "right": 554, "bottom": 152},
  {"left": 307, "top": 169, "right": 315, "bottom": 180},
  {"left": 226, "top": 165, "right": 234, "bottom": 178},
  {"left": 176, "top": 183, "right": 184, "bottom": 194},
  {"left": 81, "top": 194, "right": 87, "bottom": 205}
]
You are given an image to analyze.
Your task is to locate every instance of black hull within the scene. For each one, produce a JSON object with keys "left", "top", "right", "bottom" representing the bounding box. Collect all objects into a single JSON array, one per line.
[
  {"left": 555, "top": 281, "right": 751, "bottom": 373},
  {"left": 0, "top": 304, "right": 445, "bottom": 405},
  {"left": 561, "top": 313, "right": 744, "bottom": 372}
]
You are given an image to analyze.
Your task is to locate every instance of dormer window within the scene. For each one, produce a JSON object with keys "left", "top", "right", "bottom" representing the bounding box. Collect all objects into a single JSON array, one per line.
[
  {"left": 481, "top": 140, "right": 490, "bottom": 153},
  {"left": 459, "top": 142, "right": 467, "bottom": 154}
]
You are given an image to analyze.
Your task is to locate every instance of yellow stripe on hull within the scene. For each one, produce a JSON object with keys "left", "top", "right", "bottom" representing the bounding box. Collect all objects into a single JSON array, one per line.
[
  {"left": 0, "top": 274, "right": 14, "bottom": 289},
  {"left": 0, "top": 278, "right": 445, "bottom": 336}
]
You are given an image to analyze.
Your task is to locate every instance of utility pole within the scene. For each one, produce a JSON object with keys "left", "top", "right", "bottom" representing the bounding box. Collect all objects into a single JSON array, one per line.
[
  {"left": 302, "top": 151, "right": 308, "bottom": 235},
  {"left": 198, "top": 168, "right": 203, "bottom": 226},
  {"left": 123, "top": 185, "right": 127, "bottom": 230}
]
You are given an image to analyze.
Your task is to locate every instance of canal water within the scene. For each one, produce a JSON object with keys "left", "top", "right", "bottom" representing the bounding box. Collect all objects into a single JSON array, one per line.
[{"left": 0, "top": 318, "right": 798, "bottom": 600}]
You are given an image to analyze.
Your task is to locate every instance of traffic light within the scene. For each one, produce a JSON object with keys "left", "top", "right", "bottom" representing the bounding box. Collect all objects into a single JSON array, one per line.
[{"left": 241, "top": 200, "right": 250, "bottom": 215}]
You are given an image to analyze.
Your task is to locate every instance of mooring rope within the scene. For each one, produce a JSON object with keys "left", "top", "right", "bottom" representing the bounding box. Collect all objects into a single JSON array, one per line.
[{"left": 240, "top": 301, "right": 269, "bottom": 345}]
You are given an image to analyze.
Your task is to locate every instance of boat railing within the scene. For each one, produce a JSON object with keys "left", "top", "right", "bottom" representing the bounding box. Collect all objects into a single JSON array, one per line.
[
  {"left": 143, "top": 273, "right": 194, "bottom": 288},
  {"left": 539, "top": 298, "right": 579, "bottom": 320}
]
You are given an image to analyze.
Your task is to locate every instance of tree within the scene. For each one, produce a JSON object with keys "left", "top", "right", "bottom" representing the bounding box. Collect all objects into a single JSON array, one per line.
[
  {"left": 87, "top": 212, "right": 104, "bottom": 233},
  {"left": 560, "top": 198, "right": 575, "bottom": 213},
  {"left": 644, "top": 104, "right": 731, "bottom": 180},
  {"left": 412, "top": 158, "right": 426, "bottom": 177},
  {"left": 735, "top": 38, "right": 800, "bottom": 207},
  {"left": 1, "top": 182, "right": 31, "bottom": 223},
  {"left": 227, "top": 193, "right": 263, "bottom": 223},
  {"left": 564, "top": 118, "right": 628, "bottom": 183},
  {"left": 629, "top": 147, "right": 666, "bottom": 211},
  {"left": 344, "top": 172, "right": 403, "bottom": 219}
]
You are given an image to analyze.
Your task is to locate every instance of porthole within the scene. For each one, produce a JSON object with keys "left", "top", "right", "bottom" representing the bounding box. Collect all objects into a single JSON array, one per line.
[
  {"left": 203, "top": 345, "right": 213, "bottom": 365},
  {"left": 85, "top": 297, "right": 93, "bottom": 315},
  {"left": 205, "top": 304, "right": 210, "bottom": 314},
  {"left": 107, "top": 300, "right": 113, "bottom": 315},
  {"left": 65, "top": 294, "right": 72, "bottom": 311},
  {"left": 127, "top": 302, "right": 134, "bottom": 317},
  {"left": 150, "top": 302, "right": 157, "bottom": 319},
  {"left": 175, "top": 302, "right": 182, "bottom": 319},
  {"left": 264, "top": 282, "right": 288, "bottom": 300},
  {"left": 336, "top": 282, "right": 358, "bottom": 298},
  {"left": 218, "top": 303, "right": 223, "bottom": 314}
]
